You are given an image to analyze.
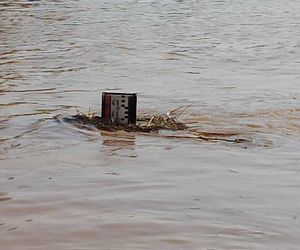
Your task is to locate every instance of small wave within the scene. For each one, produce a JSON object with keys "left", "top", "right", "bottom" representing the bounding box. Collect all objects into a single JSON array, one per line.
[
  {"left": 233, "top": 108, "right": 300, "bottom": 118},
  {"left": 0, "top": 101, "right": 38, "bottom": 108},
  {"left": 4, "top": 87, "right": 57, "bottom": 93},
  {"left": 0, "top": 192, "right": 12, "bottom": 203},
  {"left": 3, "top": 88, "right": 90, "bottom": 94},
  {"left": 0, "top": 127, "right": 39, "bottom": 142}
]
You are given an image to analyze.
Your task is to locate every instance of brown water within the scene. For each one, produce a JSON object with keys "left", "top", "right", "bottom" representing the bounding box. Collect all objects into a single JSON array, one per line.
[{"left": 1, "top": 1, "right": 300, "bottom": 249}]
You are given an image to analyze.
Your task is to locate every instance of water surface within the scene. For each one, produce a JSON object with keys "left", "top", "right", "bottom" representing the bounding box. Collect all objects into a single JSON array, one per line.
[{"left": 0, "top": 0, "right": 300, "bottom": 249}]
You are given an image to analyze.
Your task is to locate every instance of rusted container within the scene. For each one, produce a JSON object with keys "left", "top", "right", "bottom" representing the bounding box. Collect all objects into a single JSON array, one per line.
[{"left": 101, "top": 92, "right": 137, "bottom": 125}]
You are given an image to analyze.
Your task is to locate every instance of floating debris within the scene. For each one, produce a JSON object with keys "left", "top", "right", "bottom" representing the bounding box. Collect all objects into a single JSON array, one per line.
[
  {"left": 63, "top": 108, "right": 186, "bottom": 133},
  {"left": 60, "top": 105, "right": 251, "bottom": 144}
]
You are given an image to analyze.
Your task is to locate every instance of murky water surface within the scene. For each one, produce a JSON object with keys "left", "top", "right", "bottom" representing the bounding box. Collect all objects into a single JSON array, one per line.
[{"left": 1, "top": 1, "right": 300, "bottom": 249}]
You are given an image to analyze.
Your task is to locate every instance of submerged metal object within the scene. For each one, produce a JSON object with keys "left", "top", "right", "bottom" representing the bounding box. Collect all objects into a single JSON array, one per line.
[{"left": 101, "top": 92, "right": 137, "bottom": 125}]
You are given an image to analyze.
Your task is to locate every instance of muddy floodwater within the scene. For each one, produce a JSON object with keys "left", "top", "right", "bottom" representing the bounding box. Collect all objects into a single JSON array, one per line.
[{"left": 1, "top": 0, "right": 300, "bottom": 249}]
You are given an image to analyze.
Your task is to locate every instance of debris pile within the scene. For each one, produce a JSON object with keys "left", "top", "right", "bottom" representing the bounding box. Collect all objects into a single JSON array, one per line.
[
  {"left": 64, "top": 106, "right": 187, "bottom": 133},
  {"left": 61, "top": 105, "right": 250, "bottom": 144}
]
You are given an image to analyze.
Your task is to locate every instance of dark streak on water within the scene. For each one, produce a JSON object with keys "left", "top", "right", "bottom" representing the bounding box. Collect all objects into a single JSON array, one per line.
[{"left": 0, "top": 0, "right": 300, "bottom": 249}]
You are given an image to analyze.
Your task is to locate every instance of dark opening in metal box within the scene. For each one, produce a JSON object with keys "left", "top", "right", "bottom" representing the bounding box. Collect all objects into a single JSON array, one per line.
[{"left": 101, "top": 92, "right": 137, "bottom": 125}]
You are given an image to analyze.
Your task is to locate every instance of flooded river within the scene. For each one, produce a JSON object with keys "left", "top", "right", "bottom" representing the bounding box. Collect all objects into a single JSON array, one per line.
[{"left": 1, "top": 0, "right": 300, "bottom": 249}]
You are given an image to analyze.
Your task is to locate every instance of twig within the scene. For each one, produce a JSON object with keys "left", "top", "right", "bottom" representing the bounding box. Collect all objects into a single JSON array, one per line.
[
  {"left": 173, "top": 103, "right": 193, "bottom": 118},
  {"left": 147, "top": 115, "right": 155, "bottom": 127}
]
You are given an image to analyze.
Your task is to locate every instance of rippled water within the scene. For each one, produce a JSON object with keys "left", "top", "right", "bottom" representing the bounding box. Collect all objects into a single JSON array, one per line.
[{"left": 1, "top": 1, "right": 300, "bottom": 249}]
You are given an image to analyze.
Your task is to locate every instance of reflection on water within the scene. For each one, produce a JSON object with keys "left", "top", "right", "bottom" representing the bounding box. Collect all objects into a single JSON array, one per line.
[
  {"left": 0, "top": 0, "right": 300, "bottom": 249},
  {"left": 100, "top": 130, "right": 136, "bottom": 157}
]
